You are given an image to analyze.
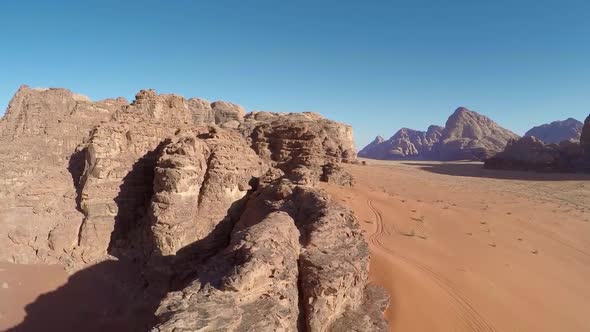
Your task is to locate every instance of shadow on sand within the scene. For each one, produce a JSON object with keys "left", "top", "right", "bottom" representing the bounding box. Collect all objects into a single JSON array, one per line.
[
  {"left": 7, "top": 259, "right": 161, "bottom": 332},
  {"left": 403, "top": 161, "right": 590, "bottom": 182}
]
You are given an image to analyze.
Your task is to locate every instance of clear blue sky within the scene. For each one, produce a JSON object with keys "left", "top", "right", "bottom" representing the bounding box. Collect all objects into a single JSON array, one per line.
[{"left": 1, "top": 0, "right": 589, "bottom": 148}]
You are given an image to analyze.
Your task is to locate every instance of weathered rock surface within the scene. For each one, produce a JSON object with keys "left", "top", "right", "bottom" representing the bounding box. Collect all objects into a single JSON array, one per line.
[
  {"left": 153, "top": 180, "right": 388, "bottom": 332},
  {"left": 436, "top": 107, "right": 520, "bottom": 161},
  {"left": 150, "top": 130, "right": 266, "bottom": 257},
  {"left": 1, "top": 86, "right": 387, "bottom": 331},
  {"left": 524, "top": 118, "right": 583, "bottom": 144},
  {"left": 358, "top": 125, "right": 443, "bottom": 160},
  {"left": 240, "top": 111, "right": 357, "bottom": 185},
  {"left": 0, "top": 86, "right": 126, "bottom": 266}
]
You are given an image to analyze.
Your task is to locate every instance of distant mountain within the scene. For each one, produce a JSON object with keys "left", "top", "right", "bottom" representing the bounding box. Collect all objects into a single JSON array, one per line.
[
  {"left": 359, "top": 107, "right": 519, "bottom": 161},
  {"left": 436, "top": 107, "right": 520, "bottom": 161},
  {"left": 358, "top": 125, "right": 443, "bottom": 160},
  {"left": 524, "top": 118, "right": 582, "bottom": 144}
]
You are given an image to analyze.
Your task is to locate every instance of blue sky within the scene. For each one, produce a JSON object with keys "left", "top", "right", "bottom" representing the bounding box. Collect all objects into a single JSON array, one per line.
[{"left": 1, "top": 0, "right": 589, "bottom": 148}]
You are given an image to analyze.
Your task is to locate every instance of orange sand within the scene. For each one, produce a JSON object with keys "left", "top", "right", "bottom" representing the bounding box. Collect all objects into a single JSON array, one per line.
[
  {"left": 0, "top": 262, "right": 68, "bottom": 330},
  {"left": 323, "top": 160, "right": 590, "bottom": 332}
]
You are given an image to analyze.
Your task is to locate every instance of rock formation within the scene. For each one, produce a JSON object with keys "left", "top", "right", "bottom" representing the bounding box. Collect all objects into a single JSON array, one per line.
[
  {"left": 436, "top": 107, "right": 520, "bottom": 161},
  {"left": 0, "top": 86, "right": 387, "bottom": 331},
  {"left": 153, "top": 180, "right": 387, "bottom": 331},
  {"left": 524, "top": 118, "right": 583, "bottom": 144},
  {"left": 484, "top": 136, "right": 584, "bottom": 172},
  {"left": 358, "top": 125, "right": 443, "bottom": 160},
  {"left": 485, "top": 114, "right": 590, "bottom": 173},
  {"left": 240, "top": 111, "right": 357, "bottom": 185}
]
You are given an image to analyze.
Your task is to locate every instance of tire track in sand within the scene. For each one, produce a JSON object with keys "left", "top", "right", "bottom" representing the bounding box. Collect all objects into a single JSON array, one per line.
[{"left": 366, "top": 199, "right": 497, "bottom": 332}]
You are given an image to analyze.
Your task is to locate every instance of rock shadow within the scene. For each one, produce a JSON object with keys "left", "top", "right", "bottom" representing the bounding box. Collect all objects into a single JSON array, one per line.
[
  {"left": 108, "top": 144, "right": 166, "bottom": 262},
  {"left": 8, "top": 259, "right": 164, "bottom": 332},
  {"left": 404, "top": 161, "right": 590, "bottom": 181},
  {"left": 67, "top": 147, "right": 86, "bottom": 212}
]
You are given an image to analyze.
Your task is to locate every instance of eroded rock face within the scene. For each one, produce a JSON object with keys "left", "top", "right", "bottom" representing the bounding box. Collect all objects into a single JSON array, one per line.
[
  {"left": 77, "top": 90, "right": 265, "bottom": 263},
  {"left": 153, "top": 180, "right": 388, "bottom": 332},
  {"left": 358, "top": 125, "right": 443, "bottom": 160},
  {"left": 150, "top": 130, "right": 266, "bottom": 257},
  {"left": 0, "top": 86, "right": 387, "bottom": 331},
  {"left": 525, "top": 118, "right": 583, "bottom": 144},
  {"left": 211, "top": 101, "right": 245, "bottom": 128},
  {"left": 437, "top": 107, "right": 520, "bottom": 161},
  {"left": 0, "top": 86, "right": 126, "bottom": 266},
  {"left": 240, "top": 111, "right": 357, "bottom": 185}
]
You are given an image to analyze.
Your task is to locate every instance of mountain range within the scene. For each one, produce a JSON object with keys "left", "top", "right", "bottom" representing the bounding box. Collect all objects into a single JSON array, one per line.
[{"left": 360, "top": 108, "right": 583, "bottom": 161}]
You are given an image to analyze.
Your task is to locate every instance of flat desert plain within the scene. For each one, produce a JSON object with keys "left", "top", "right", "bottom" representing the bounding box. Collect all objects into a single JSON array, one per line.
[{"left": 322, "top": 160, "right": 590, "bottom": 332}]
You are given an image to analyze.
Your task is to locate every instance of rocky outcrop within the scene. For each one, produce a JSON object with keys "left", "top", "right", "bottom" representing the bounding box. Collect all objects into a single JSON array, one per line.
[
  {"left": 358, "top": 125, "right": 443, "bottom": 160},
  {"left": 211, "top": 101, "right": 245, "bottom": 128},
  {"left": 0, "top": 86, "right": 126, "bottom": 266},
  {"left": 240, "top": 111, "right": 357, "bottom": 185},
  {"left": 436, "top": 107, "right": 519, "bottom": 161},
  {"left": 150, "top": 130, "right": 266, "bottom": 257},
  {"left": 153, "top": 180, "right": 388, "bottom": 332},
  {"left": 485, "top": 114, "right": 590, "bottom": 173},
  {"left": 524, "top": 118, "right": 583, "bottom": 144},
  {"left": 484, "top": 136, "right": 585, "bottom": 172},
  {"left": 0, "top": 86, "right": 387, "bottom": 330}
]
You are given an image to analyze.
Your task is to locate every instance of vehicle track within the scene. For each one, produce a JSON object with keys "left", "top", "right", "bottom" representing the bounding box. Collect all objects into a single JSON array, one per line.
[{"left": 366, "top": 199, "right": 497, "bottom": 332}]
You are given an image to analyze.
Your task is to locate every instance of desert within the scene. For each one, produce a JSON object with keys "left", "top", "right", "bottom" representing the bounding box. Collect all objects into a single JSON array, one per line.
[
  {"left": 2, "top": 2, "right": 590, "bottom": 331},
  {"left": 323, "top": 160, "right": 590, "bottom": 331}
]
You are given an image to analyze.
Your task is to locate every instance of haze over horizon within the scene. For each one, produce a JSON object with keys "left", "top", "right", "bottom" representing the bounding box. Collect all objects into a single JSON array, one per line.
[{"left": 1, "top": 0, "right": 589, "bottom": 148}]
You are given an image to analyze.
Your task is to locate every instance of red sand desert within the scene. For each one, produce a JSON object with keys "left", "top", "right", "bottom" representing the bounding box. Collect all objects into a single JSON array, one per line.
[{"left": 323, "top": 160, "right": 590, "bottom": 332}]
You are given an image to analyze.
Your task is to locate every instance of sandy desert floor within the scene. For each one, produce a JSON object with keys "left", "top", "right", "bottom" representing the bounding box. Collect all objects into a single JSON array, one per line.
[{"left": 322, "top": 160, "right": 590, "bottom": 332}]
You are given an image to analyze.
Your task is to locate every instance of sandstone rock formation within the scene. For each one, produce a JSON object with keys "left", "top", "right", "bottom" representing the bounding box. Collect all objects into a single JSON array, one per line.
[
  {"left": 240, "top": 111, "right": 357, "bottom": 185},
  {"left": 436, "top": 107, "right": 520, "bottom": 161},
  {"left": 0, "top": 86, "right": 126, "bottom": 266},
  {"left": 524, "top": 118, "right": 583, "bottom": 144},
  {"left": 484, "top": 136, "right": 583, "bottom": 172},
  {"left": 485, "top": 114, "right": 590, "bottom": 173},
  {"left": 358, "top": 125, "right": 443, "bottom": 160},
  {"left": 0, "top": 86, "right": 387, "bottom": 330},
  {"left": 153, "top": 180, "right": 387, "bottom": 332}
]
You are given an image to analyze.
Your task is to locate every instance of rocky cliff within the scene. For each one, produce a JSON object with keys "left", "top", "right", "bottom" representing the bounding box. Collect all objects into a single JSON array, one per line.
[
  {"left": 358, "top": 125, "right": 443, "bottom": 160},
  {"left": 524, "top": 118, "right": 583, "bottom": 144},
  {"left": 0, "top": 86, "right": 386, "bottom": 331}
]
